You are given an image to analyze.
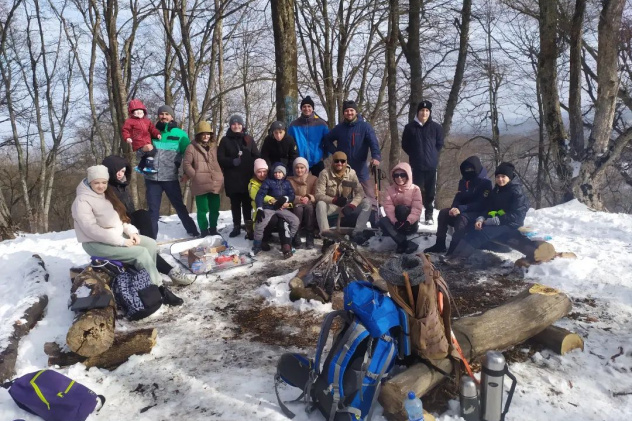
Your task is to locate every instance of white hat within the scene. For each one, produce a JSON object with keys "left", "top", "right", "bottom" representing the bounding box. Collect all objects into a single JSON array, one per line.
[{"left": 87, "top": 165, "right": 109, "bottom": 183}]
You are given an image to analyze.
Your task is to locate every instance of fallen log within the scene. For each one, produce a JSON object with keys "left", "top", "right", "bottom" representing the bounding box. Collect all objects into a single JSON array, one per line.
[
  {"left": 66, "top": 267, "right": 116, "bottom": 357},
  {"left": 531, "top": 325, "right": 584, "bottom": 355},
  {"left": 46, "top": 328, "right": 157, "bottom": 370},
  {"left": 379, "top": 283, "right": 572, "bottom": 420},
  {"left": 0, "top": 255, "right": 49, "bottom": 382}
]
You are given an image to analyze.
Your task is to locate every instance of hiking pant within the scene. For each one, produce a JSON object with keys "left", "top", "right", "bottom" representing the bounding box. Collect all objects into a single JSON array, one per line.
[
  {"left": 411, "top": 168, "right": 437, "bottom": 219},
  {"left": 262, "top": 214, "right": 292, "bottom": 246},
  {"left": 315, "top": 198, "right": 372, "bottom": 233},
  {"left": 291, "top": 203, "right": 316, "bottom": 232},
  {"left": 451, "top": 225, "right": 538, "bottom": 259},
  {"left": 435, "top": 209, "right": 471, "bottom": 249},
  {"left": 378, "top": 215, "right": 419, "bottom": 246},
  {"left": 195, "top": 193, "right": 220, "bottom": 231},
  {"left": 228, "top": 192, "right": 252, "bottom": 229},
  {"left": 145, "top": 179, "right": 198, "bottom": 238},
  {"left": 254, "top": 209, "right": 299, "bottom": 241},
  {"left": 130, "top": 209, "right": 172, "bottom": 275},
  {"left": 81, "top": 235, "right": 162, "bottom": 286}
]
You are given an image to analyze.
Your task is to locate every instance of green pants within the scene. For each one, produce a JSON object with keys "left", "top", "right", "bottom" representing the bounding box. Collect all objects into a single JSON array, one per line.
[
  {"left": 82, "top": 235, "right": 162, "bottom": 286},
  {"left": 195, "top": 193, "right": 220, "bottom": 230}
]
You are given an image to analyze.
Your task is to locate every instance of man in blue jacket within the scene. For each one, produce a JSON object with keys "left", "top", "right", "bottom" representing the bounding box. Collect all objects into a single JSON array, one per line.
[
  {"left": 324, "top": 100, "right": 381, "bottom": 211},
  {"left": 401, "top": 100, "right": 444, "bottom": 224},
  {"left": 287, "top": 96, "right": 330, "bottom": 177}
]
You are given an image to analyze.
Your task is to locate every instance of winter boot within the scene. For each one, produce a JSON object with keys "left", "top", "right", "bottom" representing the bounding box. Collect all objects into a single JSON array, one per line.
[
  {"left": 244, "top": 219, "right": 254, "bottom": 240},
  {"left": 322, "top": 238, "right": 335, "bottom": 252},
  {"left": 252, "top": 240, "right": 263, "bottom": 255},
  {"left": 292, "top": 235, "right": 303, "bottom": 249},
  {"left": 159, "top": 285, "right": 183, "bottom": 306},
  {"left": 143, "top": 157, "right": 158, "bottom": 174},
  {"left": 424, "top": 242, "right": 447, "bottom": 253},
  {"left": 208, "top": 227, "right": 219, "bottom": 236},
  {"left": 261, "top": 242, "right": 271, "bottom": 251},
  {"left": 168, "top": 267, "right": 197, "bottom": 286},
  {"left": 305, "top": 232, "right": 315, "bottom": 250},
  {"left": 229, "top": 226, "right": 241, "bottom": 238},
  {"left": 404, "top": 240, "right": 419, "bottom": 254},
  {"left": 199, "top": 229, "right": 210, "bottom": 238},
  {"left": 282, "top": 244, "right": 293, "bottom": 259},
  {"left": 424, "top": 216, "right": 434, "bottom": 225}
]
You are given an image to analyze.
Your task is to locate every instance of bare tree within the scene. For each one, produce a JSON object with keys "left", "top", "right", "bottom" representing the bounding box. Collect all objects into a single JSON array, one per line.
[{"left": 271, "top": 0, "right": 298, "bottom": 124}]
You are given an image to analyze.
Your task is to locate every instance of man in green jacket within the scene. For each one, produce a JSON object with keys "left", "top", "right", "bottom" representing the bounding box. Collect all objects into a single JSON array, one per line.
[{"left": 140, "top": 105, "right": 199, "bottom": 238}]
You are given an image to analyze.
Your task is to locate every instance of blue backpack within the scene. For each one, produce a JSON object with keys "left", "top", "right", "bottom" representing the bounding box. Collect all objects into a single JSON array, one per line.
[
  {"left": 111, "top": 268, "right": 162, "bottom": 320},
  {"left": 4, "top": 369, "right": 105, "bottom": 421},
  {"left": 274, "top": 281, "right": 410, "bottom": 420}
]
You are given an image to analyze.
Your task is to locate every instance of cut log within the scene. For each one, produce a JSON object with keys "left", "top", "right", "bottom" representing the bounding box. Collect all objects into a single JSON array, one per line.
[
  {"left": 66, "top": 267, "right": 117, "bottom": 357},
  {"left": 46, "top": 328, "right": 157, "bottom": 370},
  {"left": 0, "top": 255, "right": 49, "bottom": 382},
  {"left": 531, "top": 325, "right": 584, "bottom": 355},
  {"left": 379, "top": 283, "right": 572, "bottom": 420}
]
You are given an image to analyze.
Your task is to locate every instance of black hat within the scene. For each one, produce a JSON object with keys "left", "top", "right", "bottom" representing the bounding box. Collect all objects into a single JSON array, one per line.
[
  {"left": 300, "top": 96, "right": 315, "bottom": 108},
  {"left": 342, "top": 100, "right": 358, "bottom": 112},
  {"left": 229, "top": 114, "right": 245, "bottom": 126},
  {"left": 270, "top": 121, "right": 286, "bottom": 132},
  {"left": 495, "top": 162, "right": 515, "bottom": 179},
  {"left": 417, "top": 100, "right": 432, "bottom": 112}
]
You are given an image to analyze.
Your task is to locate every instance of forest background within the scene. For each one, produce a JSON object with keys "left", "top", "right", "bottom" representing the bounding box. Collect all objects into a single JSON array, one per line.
[{"left": 0, "top": 0, "right": 630, "bottom": 237}]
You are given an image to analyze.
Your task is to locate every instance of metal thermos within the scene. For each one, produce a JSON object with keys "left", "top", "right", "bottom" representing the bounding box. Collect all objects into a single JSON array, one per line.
[
  {"left": 480, "top": 351, "right": 507, "bottom": 421},
  {"left": 459, "top": 375, "right": 480, "bottom": 421}
]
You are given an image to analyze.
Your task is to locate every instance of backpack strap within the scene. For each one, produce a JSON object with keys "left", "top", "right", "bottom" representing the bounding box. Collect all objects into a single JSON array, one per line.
[
  {"left": 96, "top": 395, "right": 106, "bottom": 412},
  {"left": 313, "top": 310, "right": 349, "bottom": 372},
  {"left": 365, "top": 337, "right": 397, "bottom": 421}
]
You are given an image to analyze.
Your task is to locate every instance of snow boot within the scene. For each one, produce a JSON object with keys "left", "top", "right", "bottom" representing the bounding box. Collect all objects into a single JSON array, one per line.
[
  {"left": 229, "top": 226, "right": 241, "bottom": 238},
  {"left": 305, "top": 232, "right": 315, "bottom": 250},
  {"left": 292, "top": 235, "right": 303, "bottom": 249},
  {"left": 282, "top": 244, "right": 293, "bottom": 259},
  {"left": 424, "top": 216, "right": 434, "bottom": 225},
  {"left": 404, "top": 240, "right": 419, "bottom": 254},
  {"left": 159, "top": 285, "right": 183, "bottom": 306},
  {"left": 424, "top": 243, "right": 447, "bottom": 253},
  {"left": 168, "top": 267, "right": 197, "bottom": 286},
  {"left": 208, "top": 227, "right": 219, "bottom": 236},
  {"left": 261, "top": 242, "right": 271, "bottom": 251},
  {"left": 142, "top": 157, "right": 158, "bottom": 174},
  {"left": 252, "top": 240, "right": 263, "bottom": 255},
  {"left": 199, "top": 229, "right": 210, "bottom": 238}
]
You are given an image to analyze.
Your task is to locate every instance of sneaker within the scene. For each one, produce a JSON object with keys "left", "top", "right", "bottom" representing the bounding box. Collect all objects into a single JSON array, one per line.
[
  {"left": 292, "top": 235, "right": 303, "bottom": 249},
  {"left": 229, "top": 227, "right": 241, "bottom": 238},
  {"left": 208, "top": 227, "right": 219, "bottom": 236},
  {"left": 199, "top": 229, "right": 210, "bottom": 238},
  {"left": 305, "top": 233, "right": 315, "bottom": 250},
  {"left": 134, "top": 166, "right": 144, "bottom": 174},
  {"left": 159, "top": 285, "right": 183, "bottom": 306},
  {"left": 282, "top": 244, "right": 293, "bottom": 259},
  {"left": 168, "top": 267, "right": 197, "bottom": 286},
  {"left": 424, "top": 243, "right": 447, "bottom": 253},
  {"left": 424, "top": 217, "right": 434, "bottom": 225}
]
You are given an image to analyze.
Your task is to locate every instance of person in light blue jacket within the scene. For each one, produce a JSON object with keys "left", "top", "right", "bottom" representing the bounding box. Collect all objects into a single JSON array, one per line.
[{"left": 287, "top": 96, "right": 329, "bottom": 177}]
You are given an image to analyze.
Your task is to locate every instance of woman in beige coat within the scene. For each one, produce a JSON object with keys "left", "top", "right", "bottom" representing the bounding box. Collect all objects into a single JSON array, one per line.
[
  {"left": 287, "top": 157, "right": 318, "bottom": 249},
  {"left": 183, "top": 121, "right": 224, "bottom": 236}
]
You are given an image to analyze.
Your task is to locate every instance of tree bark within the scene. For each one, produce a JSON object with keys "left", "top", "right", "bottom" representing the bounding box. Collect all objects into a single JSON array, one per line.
[
  {"left": 379, "top": 283, "right": 572, "bottom": 420},
  {"left": 401, "top": 0, "right": 422, "bottom": 122},
  {"left": 568, "top": 0, "right": 586, "bottom": 158},
  {"left": 271, "top": 0, "right": 298, "bottom": 125},
  {"left": 386, "top": 0, "right": 400, "bottom": 172}
]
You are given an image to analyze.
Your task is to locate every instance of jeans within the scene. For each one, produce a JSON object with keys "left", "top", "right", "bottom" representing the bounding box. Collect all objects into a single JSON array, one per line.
[{"left": 145, "top": 179, "right": 198, "bottom": 238}]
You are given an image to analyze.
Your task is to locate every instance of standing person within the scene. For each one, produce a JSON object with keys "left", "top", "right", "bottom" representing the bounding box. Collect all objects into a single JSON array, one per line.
[
  {"left": 260, "top": 121, "right": 299, "bottom": 174},
  {"left": 287, "top": 157, "right": 318, "bottom": 249},
  {"left": 121, "top": 99, "right": 161, "bottom": 173},
  {"left": 72, "top": 165, "right": 183, "bottom": 305},
  {"left": 401, "top": 100, "right": 444, "bottom": 225},
  {"left": 142, "top": 104, "right": 199, "bottom": 238},
  {"left": 217, "top": 114, "right": 259, "bottom": 238},
  {"left": 424, "top": 156, "right": 492, "bottom": 254},
  {"left": 102, "top": 155, "right": 196, "bottom": 285},
  {"left": 287, "top": 96, "right": 329, "bottom": 177},
  {"left": 183, "top": 121, "right": 224, "bottom": 237},
  {"left": 379, "top": 162, "right": 422, "bottom": 254},
  {"left": 323, "top": 100, "right": 381, "bottom": 210},
  {"left": 315, "top": 151, "right": 372, "bottom": 245}
]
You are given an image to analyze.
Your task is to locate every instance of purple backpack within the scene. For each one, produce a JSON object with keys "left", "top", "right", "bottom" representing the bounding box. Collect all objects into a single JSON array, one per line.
[{"left": 6, "top": 369, "right": 105, "bottom": 421}]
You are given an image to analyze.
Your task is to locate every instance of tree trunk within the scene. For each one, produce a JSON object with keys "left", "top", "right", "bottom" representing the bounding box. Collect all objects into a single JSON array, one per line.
[
  {"left": 531, "top": 325, "right": 584, "bottom": 355},
  {"left": 66, "top": 267, "right": 116, "bottom": 357},
  {"left": 403, "top": 0, "right": 422, "bottom": 122},
  {"left": 568, "top": 0, "right": 586, "bottom": 158},
  {"left": 386, "top": 0, "right": 400, "bottom": 172},
  {"left": 45, "top": 328, "right": 157, "bottom": 370},
  {"left": 271, "top": 0, "right": 298, "bottom": 125},
  {"left": 379, "top": 283, "right": 572, "bottom": 420}
]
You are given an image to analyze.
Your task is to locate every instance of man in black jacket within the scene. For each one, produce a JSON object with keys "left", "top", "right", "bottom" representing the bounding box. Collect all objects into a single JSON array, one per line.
[
  {"left": 425, "top": 156, "right": 491, "bottom": 253},
  {"left": 260, "top": 121, "right": 299, "bottom": 174},
  {"left": 401, "top": 100, "right": 444, "bottom": 224}
]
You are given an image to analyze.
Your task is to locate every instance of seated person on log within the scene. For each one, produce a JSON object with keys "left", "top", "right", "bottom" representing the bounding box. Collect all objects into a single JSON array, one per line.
[
  {"left": 287, "top": 157, "right": 318, "bottom": 250},
  {"left": 315, "top": 151, "right": 372, "bottom": 246},
  {"left": 425, "top": 155, "right": 492, "bottom": 254},
  {"left": 449, "top": 162, "right": 556, "bottom": 263},
  {"left": 102, "top": 155, "right": 196, "bottom": 286},
  {"left": 379, "top": 162, "right": 422, "bottom": 254},
  {"left": 249, "top": 159, "right": 300, "bottom": 258},
  {"left": 71, "top": 165, "right": 183, "bottom": 305}
]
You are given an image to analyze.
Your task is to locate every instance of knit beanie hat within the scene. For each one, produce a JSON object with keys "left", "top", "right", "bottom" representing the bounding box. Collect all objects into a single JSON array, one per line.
[
  {"left": 254, "top": 158, "right": 268, "bottom": 173},
  {"left": 270, "top": 121, "right": 286, "bottom": 132},
  {"left": 273, "top": 164, "right": 287, "bottom": 176},
  {"left": 342, "top": 100, "right": 358, "bottom": 112},
  {"left": 495, "top": 162, "right": 515, "bottom": 179},
  {"left": 300, "top": 96, "right": 315, "bottom": 108},
  {"left": 157, "top": 104, "right": 174, "bottom": 117},
  {"left": 417, "top": 100, "right": 432, "bottom": 112},
  {"left": 87, "top": 165, "right": 109, "bottom": 183},
  {"left": 293, "top": 157, "right": 309, "bottom": 171},
  {"left": 229, "top": 114, "right": 245, "bottom": 126},
  {"left": 332, "top": 151, "right": 347, "bottom": 162}
]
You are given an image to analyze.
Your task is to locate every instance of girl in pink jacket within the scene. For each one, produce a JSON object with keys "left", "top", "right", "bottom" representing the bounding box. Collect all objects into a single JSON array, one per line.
[{"left": 379, "top": 162, "right": 423, "bottom": 253}]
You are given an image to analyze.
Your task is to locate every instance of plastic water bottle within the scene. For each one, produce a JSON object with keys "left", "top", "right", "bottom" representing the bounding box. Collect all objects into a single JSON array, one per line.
[{"left": 404, "top": 391, "right": 424, "bottom": 421}]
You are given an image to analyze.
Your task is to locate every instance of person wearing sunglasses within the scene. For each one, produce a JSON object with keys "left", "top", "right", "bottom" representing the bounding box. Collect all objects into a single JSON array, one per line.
[
  {"left": 315, "top": 151, "right": 372, "bottom": 245},
  {"left": 379, "top": 162, "right": 422, "bottom": 254}
]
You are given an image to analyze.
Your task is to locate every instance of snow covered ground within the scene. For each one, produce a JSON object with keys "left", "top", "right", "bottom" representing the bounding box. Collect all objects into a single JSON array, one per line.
[{"left": 1, "top": 200, "right": 631, "bottom": 420}]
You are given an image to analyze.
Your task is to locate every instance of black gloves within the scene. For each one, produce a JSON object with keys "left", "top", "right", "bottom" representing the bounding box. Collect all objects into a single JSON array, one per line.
[
  {"left": 342, "top": 204, "right": 356, "bottom": 217},
  {"left": 396, "top": 220, "right": 411, "bottom": 231},
  {"left": 255, "top": 208, "right": 265, "bottom": 223},
  {"left": 332, "top": 196, "right": 348, "bottom": 207},
  {"left": 273, "top": 196, "right": 288, "bottom": 210}
]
